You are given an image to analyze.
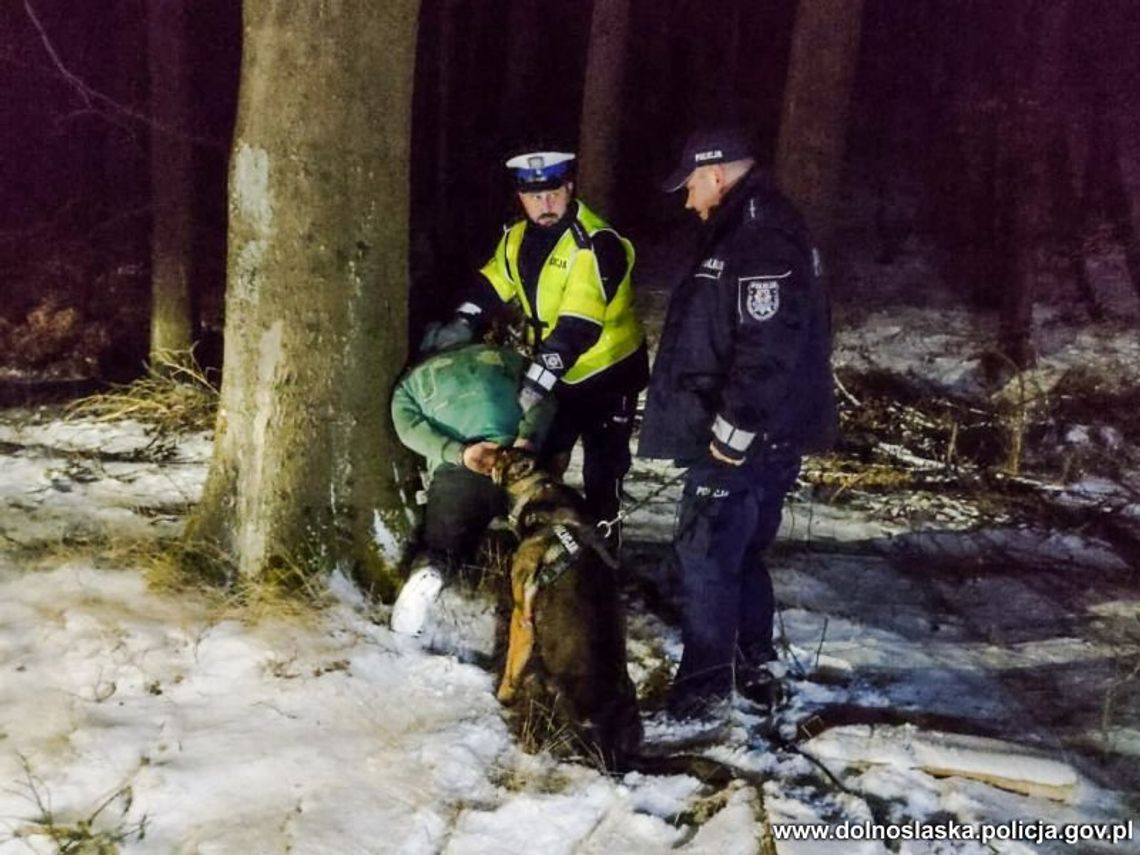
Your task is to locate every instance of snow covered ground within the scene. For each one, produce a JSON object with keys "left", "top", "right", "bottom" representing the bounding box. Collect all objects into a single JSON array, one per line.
[{"left": 1, "top": 303, "right": 1138, "bottom": 854}]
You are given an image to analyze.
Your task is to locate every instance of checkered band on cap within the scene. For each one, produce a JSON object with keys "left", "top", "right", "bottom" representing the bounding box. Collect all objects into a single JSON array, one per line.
[{"left": 506, "top": 151, "right": 575, "bottom": 188}]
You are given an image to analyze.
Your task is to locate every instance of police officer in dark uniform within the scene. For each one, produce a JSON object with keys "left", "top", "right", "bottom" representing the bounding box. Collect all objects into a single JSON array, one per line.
[
  {"left": 638, "top": 128, "right": 837, "bottom": 719},
  {"left": 436, "top": 150, "right": 649, "bottom": 534}
]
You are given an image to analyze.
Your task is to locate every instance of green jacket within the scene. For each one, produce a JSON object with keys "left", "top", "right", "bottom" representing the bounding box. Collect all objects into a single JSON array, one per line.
[{"left": 391, "top": 343, "right": 554, "bottom": 473}]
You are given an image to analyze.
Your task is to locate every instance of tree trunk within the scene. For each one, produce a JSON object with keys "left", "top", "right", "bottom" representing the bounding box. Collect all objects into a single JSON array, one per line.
[
  {"left": 921, "top": 0, "right": 1004, "bottom": 310},
  {"left": 1077, "top": 0, "right": 1140, "bottom": 304},
  {"left": 676, "top": 0, "right": 739, "bottom": 131},
  {"left": 577, "top": 0, "right": 631, "bottom": 217},
  {"left": 499, "top": 0, "right": 543, "bottom": 133},
  {"left": 774, "top": 0, "right": 865, "bottom": 245},
  {"left": 185, "top": 0, "right": 421, "bottom": 596},
  {"left": 148, "top": 0, "right": 195, "bottom": 362},
  {"left": 997, "top": 0, "right": 1072, "bottom": 367},
  {"left": 1098, "top": 108, "right": 1140, "bottom": 305},
  {"left": 1101, "top": 112, "right": 1140, "bottom": 304},
  {"left": 1050, "top": 123, "right": 1102, "bottom": 320}
]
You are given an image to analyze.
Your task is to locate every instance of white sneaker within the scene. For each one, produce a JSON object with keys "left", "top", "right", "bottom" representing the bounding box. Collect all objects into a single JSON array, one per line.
[{"left": 390, "top": 566, "right": 444, "bottom": 635}]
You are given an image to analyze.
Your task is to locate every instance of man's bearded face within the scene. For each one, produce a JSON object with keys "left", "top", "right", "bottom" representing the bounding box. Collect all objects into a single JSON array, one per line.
[{"left": 519, "top": 182, "right": 573, "bottom": 228}]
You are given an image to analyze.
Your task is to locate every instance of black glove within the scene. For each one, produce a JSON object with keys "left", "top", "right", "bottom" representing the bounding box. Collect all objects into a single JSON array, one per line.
[
  {"left": 419, "top": 317, "right": 473, "bottom": 354},
  {"left": 437, "top": 316, "right": 474, "bottom": 348}
]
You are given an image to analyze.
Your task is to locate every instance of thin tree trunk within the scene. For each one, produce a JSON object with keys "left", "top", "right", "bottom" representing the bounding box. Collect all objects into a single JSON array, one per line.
[
  {"left": 922, "top": 1, "right": 1003, "bottom": 310},
  {"left": 500, "top": 0, "right": 543, "bottom": 132},
  {"left": 186, "top": 0, "right": 421, "bottom": 595},
  {"left": 83, "top": 0, "right": 149, "bottom": 372},
  {"left": 1051, "top": 124, "right": 1102, "bottom": 320},
  {"left": 999, "top": 125, "right": 1038, "bottom": 368},
  {"left": 434, "top": 0, "right": 460, "bottom": 225},
  {"left": 774, "top": 0, "right": 865, "bottom": 245},
  {"left": 577, "top": 0, "right": 631, "bottom": 217},
  {"left": 678, "top": 0, "right": 736, "bottom": 131},
  {"left": 1102, "top": 114, "right": 1140, "bottom": 303},
  {"left": 1080, "top": 0, "right": 1140, "bottom": 304},
  {"left": 148, "top": 0, "right": 195, "bottom": 362},
  {"left": 998, "top": 0, "right": 1071, "bottom": 367}
]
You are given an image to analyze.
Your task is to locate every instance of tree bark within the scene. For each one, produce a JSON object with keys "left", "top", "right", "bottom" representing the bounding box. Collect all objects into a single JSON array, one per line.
[
  {"left": 997, "top": 0, "right": 1072, "bottom": 367},
  {"left": 675, "top": 0, "right": 739, "bottom": 132},
  {"left": 499, "top": 0, "right": 543, "bottom": 133},
  {"left": 774, "top": 0, "right": 864, "bottom": 245},
  {"left": 921, "top": 1, "right": 1003, "bottom": 310},
  {"left": 577, "top": 0, "right": 631, "bottom": 217},
  {"left": 1049, "top": 122, "right": 1102, "bottom": 320},
  {"left": 1101, "top": 113, "right": 1140, "bottom": 303},
  {"left": 148, "top": 0, "right": 195, "bottom": 362},
  {"left": 186, "top": 0, "right": 421, "bottom": 596}
]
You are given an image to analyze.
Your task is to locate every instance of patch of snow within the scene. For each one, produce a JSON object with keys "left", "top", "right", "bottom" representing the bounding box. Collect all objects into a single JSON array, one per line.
[
  {"left": 371, "top": 508, "right": 405, "bottom": 566},
  {"left": 804, "top": 725, "right": 1086, "bottom": 802}
]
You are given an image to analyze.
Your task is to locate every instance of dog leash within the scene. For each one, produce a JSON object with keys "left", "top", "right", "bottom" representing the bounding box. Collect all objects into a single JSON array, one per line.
[{"left": 596, "top": 469, "right": 687, "bottom": 540}]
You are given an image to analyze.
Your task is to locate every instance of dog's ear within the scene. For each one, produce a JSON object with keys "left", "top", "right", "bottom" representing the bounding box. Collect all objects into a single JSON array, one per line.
[{"left": 490, "top": 447, "right": 511, "bottom": 486}]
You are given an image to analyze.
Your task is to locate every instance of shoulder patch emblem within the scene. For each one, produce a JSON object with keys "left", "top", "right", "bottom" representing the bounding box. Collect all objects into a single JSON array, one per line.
[
  {"left": 739, "top": 272, "right": 789, "bottom": 322},
  {"left": 541, "top": 352, "right": 564, "bottom": 370}
]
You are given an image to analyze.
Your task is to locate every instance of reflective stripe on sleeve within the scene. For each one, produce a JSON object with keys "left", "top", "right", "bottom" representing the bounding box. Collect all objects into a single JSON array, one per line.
[
  {"left": 712, "top": 415, "right": 756, "bottom": 452},
  {"left": 525, "top": 362, "right": 559, "bottom": 391}
]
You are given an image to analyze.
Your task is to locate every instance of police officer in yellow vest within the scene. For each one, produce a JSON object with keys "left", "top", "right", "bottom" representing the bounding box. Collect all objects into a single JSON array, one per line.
[{"left": 438, "top": 150, "right": 649, "bottom": 532}]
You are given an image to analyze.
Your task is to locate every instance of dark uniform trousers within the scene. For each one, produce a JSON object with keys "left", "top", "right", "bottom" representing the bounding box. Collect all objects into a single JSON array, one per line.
[
  {"left": 670, "top": 453, "right": 801, "bottom": 704},
  {"left": 543, "top": 385, "right": 636, "bottom": 526},
  {"left": 541, "top": 345, "right": 647, "bottom": 527}
]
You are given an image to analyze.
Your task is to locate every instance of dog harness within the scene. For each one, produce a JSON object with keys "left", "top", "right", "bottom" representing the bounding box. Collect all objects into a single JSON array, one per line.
[
  {"left": 497, "top": 521, "right": 605, "bottom": 704},
  {"left": 537, "top": 524, "right": 581, "bottom": 588}
]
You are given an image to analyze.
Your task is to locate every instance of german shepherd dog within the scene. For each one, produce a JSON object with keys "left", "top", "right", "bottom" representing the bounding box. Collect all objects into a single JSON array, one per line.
[{"left": 490, "top": 447, "right": 642, "bottom": 770}]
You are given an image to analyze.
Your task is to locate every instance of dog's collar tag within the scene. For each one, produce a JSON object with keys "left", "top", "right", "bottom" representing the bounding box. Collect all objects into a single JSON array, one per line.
[
  {"left": 536, "top": 524, "right": 580, "bottom": 589},
  {"left": 553, "top": 524, "right": 580, "bottom": 556}
]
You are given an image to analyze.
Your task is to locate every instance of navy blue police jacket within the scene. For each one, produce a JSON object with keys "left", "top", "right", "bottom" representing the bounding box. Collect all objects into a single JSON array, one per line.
[{"left": 637, "top": 169, "right": 838, "bottom": 465}]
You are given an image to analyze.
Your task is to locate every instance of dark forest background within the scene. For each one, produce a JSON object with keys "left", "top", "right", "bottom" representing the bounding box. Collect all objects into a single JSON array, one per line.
[{"left": 1, "top": 0, "right": 1138, "bottom": 384}]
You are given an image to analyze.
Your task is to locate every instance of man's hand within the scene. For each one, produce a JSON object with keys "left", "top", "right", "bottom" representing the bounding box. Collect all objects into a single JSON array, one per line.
[
  {"left": 709, "top": 441, "right": 745, "bottom": 467},
  {"left": 512, "top": 437, "right": 536, "bottom": 451},
  {"left": 461, "top": 440, "right": 501, "bottom": 476}
]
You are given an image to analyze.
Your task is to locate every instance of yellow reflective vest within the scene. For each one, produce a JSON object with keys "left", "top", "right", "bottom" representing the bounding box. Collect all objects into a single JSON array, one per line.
[{"left": 478, "top": 202, "right": 645, "bottom": 385}]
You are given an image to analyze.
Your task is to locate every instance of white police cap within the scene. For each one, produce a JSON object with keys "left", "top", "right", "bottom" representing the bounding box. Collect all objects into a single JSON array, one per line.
[{"left": 505, "top": 151, "right": 576, "bottom": 190}]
